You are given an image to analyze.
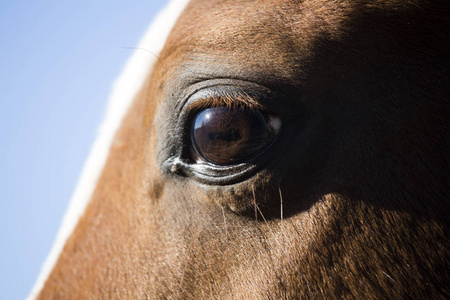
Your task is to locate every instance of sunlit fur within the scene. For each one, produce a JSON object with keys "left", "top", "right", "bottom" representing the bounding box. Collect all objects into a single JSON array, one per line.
[
  {"left": 28, "top": 0, "right": 190, "bottom": 298},
  {"left": 37, "top": 0, "right": 449, "bottom": 299}
]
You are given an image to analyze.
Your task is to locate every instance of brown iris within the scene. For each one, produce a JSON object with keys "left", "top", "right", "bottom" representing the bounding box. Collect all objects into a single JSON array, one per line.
[{"left": 191, "top": 107, "right": 275, "bottom": 165}]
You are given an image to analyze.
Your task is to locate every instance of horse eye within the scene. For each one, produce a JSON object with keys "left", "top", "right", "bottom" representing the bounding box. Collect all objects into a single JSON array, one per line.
[{"left": 191, "top": 107, "right": 281, "bottom": 165}]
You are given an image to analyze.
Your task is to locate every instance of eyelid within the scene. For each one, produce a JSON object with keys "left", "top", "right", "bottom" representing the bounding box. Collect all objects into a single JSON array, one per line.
[
  {"left": 171, "top": 78, "right": 273, "bottom": 110},
  {"left": 186, "top": 91, "right": 263, "bottom": 112}
]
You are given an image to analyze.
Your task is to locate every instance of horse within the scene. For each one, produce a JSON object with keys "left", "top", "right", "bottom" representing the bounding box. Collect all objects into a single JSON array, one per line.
[{"left": 30, "top": 0, "right": 449, "bottom": 298}]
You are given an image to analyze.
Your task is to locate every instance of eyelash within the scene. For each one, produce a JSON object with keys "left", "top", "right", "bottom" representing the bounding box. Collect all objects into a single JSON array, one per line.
[{"left": 186, "top": 93, "right": 263, "bottom": 112}]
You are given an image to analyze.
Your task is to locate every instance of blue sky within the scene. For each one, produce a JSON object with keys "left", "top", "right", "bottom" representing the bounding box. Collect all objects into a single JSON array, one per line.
[{"left": 0, "top": 1, "right": 167, "bottom": 298}]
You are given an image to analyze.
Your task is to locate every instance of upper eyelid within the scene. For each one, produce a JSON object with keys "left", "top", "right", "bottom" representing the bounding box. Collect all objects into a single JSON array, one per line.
[
  {"left": 186, "top": 92, "right": 264, "bottom": 112},
  {"left": 171, "top": 78, "right": 274, "bottom": 113}
]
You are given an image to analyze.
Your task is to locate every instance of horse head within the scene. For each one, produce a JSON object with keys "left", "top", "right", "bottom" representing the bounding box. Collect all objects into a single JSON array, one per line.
[{"left": 33, "top": 0, "right": 449, "bottom": 298}]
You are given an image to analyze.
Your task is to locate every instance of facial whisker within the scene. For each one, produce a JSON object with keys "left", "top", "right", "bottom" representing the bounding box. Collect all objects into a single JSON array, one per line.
[
  {"left": 221, "top": 206, "right": 228, "bottom": 237},
  {"left": 279, "top": 186, "right": 283, "bottom": 220},
  {"left": 252, "top": 185, "right": 286, "bottom": 256}
]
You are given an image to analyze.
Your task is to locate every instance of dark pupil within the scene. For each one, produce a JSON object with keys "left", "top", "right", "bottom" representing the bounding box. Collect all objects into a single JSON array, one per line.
[{"left": 192, "top": 107, "right": 268, "bottom": 165}]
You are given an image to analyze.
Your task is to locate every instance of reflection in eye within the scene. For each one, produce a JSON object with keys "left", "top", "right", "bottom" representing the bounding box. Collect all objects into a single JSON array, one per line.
[{"left": 191, "top": 107, "right": 281, "bottom": 165}]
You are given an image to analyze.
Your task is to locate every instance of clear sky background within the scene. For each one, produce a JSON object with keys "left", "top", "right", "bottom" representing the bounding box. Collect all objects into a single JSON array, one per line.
[{"left": 0, "top": 1, "right": 167, "bottom": 298}]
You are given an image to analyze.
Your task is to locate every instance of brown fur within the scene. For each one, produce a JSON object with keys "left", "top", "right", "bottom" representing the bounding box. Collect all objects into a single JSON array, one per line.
[{"left": 39, "top": 0, "right": 449, "bottom": 299}]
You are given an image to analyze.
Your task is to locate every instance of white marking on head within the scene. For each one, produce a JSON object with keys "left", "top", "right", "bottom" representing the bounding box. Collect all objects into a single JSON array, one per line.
[{"left": 27, "top": 1, "right": 190, "bottom": 298}]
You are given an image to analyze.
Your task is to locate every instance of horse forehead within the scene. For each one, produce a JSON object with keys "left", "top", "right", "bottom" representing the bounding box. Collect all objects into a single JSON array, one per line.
[
  {"left": 166, "top": 1, "right": 340, "bottom": 52},
  {"left": 157, "top": 0, "right": 422, "bottom": 86},
  {"left": 153, "top": 1, "right": 333, "bottom": 89},
  {"left": 172, "top": 0, "right": 346, "bottom": 32}
]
